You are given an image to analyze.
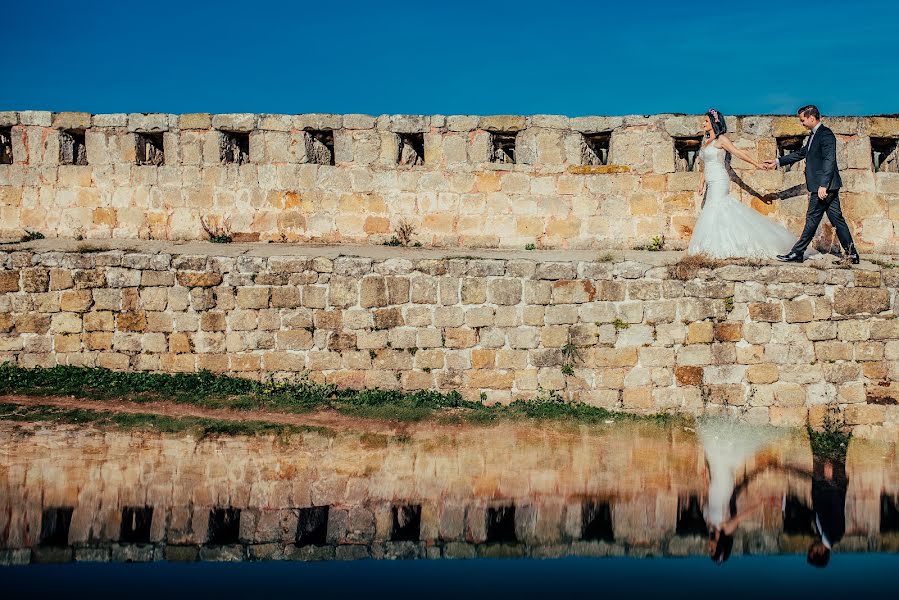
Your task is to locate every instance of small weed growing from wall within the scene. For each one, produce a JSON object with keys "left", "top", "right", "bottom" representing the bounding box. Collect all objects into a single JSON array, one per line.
[
  {"left": 384, "top": 218, "right": 419, "bottom": 247},
  {"left": 561, "top": 331, "right": 584, "bottom": 376},
  {"left": 200, "top": 216, "right": 233, "bottom": 244}
]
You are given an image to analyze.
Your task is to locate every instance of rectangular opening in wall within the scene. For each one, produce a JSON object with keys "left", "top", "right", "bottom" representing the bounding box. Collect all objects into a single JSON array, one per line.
[
  {"left": 59, "top": 129, "right": 88, "bottom": 165},
  {"left": 120, "top": 506, "right": 154, "bottom": 543},
  {"left": 390, "top": 504, "right": 422, "bottom": 542},
  {"left": 398, "top": 133, "right": 425, "bottom": 167},
  {"left": 782, "top": 496, "right": 815, "bottom": 535},
  {"left": 135, "top": 132, "right": 165, "bottom": 166},
  {"left": 582, "top": 500, "right": 614, "bottom": 542},
  {"left": 208, "top": 507, "right": 241, "bottom": 545},
  {"left": 673, "top": 137, "right": 702, "bottom": 172},
  {"left": 219, "top": 131, "right": 250, "bottom": 165},
  {"left": 485, "top": 505, "right": 516, "bottom": 543},
  {"left": 881, "top": 494, "right": 899, "bottom": 533},
  {"left": 295, "top": 505, "right": 329, "bottom": 546},
  {"left": 0, "top": 127, "right": 12, "bottom": 164},
  {"left": 582, "top": 132, "right": 611, "bottom": 166},
  {"left": 871, "top": 137, "right": 899, "bottom": 173},
  {"left": 306, "top": 129, "right": 335, "bottom": 166},
  {"left": 490, "top": 132, "right": 517, "bottom": 164},
  {"left": 776, "top": 136, "right": 805, "bottom": 172},
  {"left": 40, "top": 507, "right": 74, "bottom": 546},
  {"left": 675, "top": 495, "right": 707, "bottom": 536}
]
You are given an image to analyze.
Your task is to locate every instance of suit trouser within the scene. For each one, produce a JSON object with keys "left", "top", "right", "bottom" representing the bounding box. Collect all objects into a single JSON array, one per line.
[{"left": 791, "top": 190, "right": 857, "bottom": 255}]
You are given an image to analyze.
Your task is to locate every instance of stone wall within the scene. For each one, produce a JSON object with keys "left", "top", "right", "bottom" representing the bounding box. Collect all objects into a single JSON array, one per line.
[
  {"left": 1, "top": 111, "right": 898, "bottom": 251},
  {"left": 2, "top": 241, "right": 899, "bottom": 435}
]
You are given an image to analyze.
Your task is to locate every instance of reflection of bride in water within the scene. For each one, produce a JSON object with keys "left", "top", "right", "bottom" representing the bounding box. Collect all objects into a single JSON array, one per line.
[{"left": 698, "top": 418, "right": 789, "bottom": 564}]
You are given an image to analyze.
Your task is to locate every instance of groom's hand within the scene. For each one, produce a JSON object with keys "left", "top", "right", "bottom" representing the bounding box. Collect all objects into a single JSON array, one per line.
[
  {"left": 762, "top": 160, "right": 777, "bottom": 170},
  {"left": 817, "top": 186, "right": 827, "bottom": 200}
]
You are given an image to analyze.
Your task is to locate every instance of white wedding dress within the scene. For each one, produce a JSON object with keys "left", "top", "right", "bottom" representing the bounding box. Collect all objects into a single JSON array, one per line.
[
  {"left": 687, "top": 141, "right": 799, "bottom": 259},
  {"left": 698, "top": 418, "right": 788, "bottom": 528}
]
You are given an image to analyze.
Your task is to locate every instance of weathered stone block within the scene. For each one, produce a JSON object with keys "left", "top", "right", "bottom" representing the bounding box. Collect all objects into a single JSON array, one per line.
[
  {"left": 176, "top": 272, "right": 222, "bottom": 288},
  {"left": 784, "top": 299, "right": 814, "bottom": 323},
  {"left": 686, "top": 322, "right": 713, "bottom": 344},
  {"left": 0, "top": 271, "right": 20, "bottom": 293},
  {"left": 749, "top": 302, "right": 782, "bottom": 322},
  {"left": 51, "top": 312, "right": 82, "bottom": 333},
  {"left": 747, "top": 363, "right": 779, "bottom": 384},
  {"left": 833, "top": 288, "right": 889, "bottom": 315}
]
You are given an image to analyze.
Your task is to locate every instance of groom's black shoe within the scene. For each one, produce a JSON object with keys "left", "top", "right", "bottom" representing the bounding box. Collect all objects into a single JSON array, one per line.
[
  {"left": 848, "top": 253, "right": 860, "bottom": 265},
  {"left": 776, "top": 252, "right": 804, "bottom": 263}
]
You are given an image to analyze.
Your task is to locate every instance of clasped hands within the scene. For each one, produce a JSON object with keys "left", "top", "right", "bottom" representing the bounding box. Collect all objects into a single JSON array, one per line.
[{"left": 757, "top": 161, "right": 827, "bottom": 200}]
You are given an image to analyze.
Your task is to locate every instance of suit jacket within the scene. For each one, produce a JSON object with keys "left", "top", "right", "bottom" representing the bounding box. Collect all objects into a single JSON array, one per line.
[
  {"left": 778, "top": 124, "right": 843, "bottom": 192},
  {"left": 812, "top": 458, "right": 847, "bottom": 545}
]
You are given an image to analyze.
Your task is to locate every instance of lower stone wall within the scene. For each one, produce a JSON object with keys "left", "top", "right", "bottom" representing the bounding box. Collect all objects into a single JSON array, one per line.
[{"left": 2, "top": 240, "right": 899, "bottom": 435}]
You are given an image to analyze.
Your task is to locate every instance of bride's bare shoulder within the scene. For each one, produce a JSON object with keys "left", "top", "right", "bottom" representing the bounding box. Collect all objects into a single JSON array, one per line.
[{"left": 714, "top": 134, "right": 733, "bottom": 148}]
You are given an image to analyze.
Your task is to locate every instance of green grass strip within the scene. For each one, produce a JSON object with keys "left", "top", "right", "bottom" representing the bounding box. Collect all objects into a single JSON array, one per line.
[{"left": 0, "top": 362, "right": 676, "bottom": 426}]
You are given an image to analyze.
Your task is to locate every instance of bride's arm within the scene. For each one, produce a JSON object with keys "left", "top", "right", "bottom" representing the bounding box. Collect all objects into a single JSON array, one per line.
[{"left": 717, "top": 135, "right": 764, "bottom": 169}]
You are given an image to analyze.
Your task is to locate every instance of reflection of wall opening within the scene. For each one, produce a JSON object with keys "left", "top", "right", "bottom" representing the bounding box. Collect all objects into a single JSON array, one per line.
[
  {"left": 390, "top": 504, "right": 422, "bottom": 541},
  {"left": 490, "top": 132, "right": 517, "bottom": 164},
  {"left": 306, "top": 130, "right": 335, "bottom": 166},
  {"left": 486, "top": 505, "right": 517, "bottom": 543},
  {"left": 0, "top": 127, "right": 12, "bottom": 164},
  {"left": 582, "top": 132, "right": 611, "bottom": 166},
  {"left": 674, "top": 137, "right": 702, "bottom": 172},
  {"left": 881, "top": 494, "right": 899, "bottom": 533},
  {"left": 219, "top": 131, "right": 250, "bottom": 164},
  {"left": 208, "top": 507, "right": 241, "bottom": 544},
  {"left": 120, "top": 506, "right": 154, "bottom": 543},
  {"left": 782, "top": 496, "right": 815, "bottom": 534},
  {"left": 675, "top": 496, "right": 707, "bottom": 536},
  {"left": 581, "top": 500, "right": 614, "bottom": 541},
  {"left": 136, "top": 133, "right": 165, "bottom": 166},
  {"left": 59, "top": 129, "right": 88, "bottom": 165},
  {"left": 776, "top": 136, "right": 805, "bottom": 172},
  {"left": 398, "top": 133, "right": 425, "bottom": 167},
  {"left": 40, "top": 507, "right": 74, "bottom": 546},
  {"left": 871, "top": 137, "right": 899, "bottom": 173},
  {"left": 295, "top": 506, "right": 329, "bottom": 546}
]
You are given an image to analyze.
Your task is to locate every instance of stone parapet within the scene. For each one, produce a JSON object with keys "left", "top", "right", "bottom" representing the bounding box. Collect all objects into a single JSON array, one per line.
[{"left": 1, "top": 112, "right": 898, "bottom": 251}]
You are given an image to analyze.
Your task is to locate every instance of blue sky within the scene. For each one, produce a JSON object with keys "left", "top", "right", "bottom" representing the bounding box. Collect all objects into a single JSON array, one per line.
[{"left": 4, "top": 0, "right": 898, "bottom": 116}]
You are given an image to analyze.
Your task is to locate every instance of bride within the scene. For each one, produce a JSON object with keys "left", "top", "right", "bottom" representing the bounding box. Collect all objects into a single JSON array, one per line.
[{"left": 687, "top": 108, "right": 800, "bottom": 259}]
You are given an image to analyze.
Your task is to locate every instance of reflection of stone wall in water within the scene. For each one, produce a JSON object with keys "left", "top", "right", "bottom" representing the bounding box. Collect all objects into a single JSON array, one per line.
[
  {"left": 2, "top": 111, "right": 899, "bottom": 252},
  {"left": 2, "top": 420, "right": 896, "bottom": 564}
]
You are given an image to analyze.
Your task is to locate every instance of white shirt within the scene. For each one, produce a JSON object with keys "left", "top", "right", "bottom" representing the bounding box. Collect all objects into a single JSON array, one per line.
[{"left": 816, "top": 513, "right": 832, "bottom": 549}]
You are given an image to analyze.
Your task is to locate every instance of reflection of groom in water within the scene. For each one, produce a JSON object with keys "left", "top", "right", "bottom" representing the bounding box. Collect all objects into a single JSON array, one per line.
[
  {"left": 781, "top": 431, "right": 850, "bottom": 567},
  {"left": 806, "top": 433, "right": 848, "bottom": 568},
  {"left": 723, "top": 429, "right": 849, "bottom": 567}
]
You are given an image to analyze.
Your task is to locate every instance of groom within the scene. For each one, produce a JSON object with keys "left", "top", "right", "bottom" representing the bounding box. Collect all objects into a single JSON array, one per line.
[{"left": 763, "top": 105, "right": 859, "bottom": 264}]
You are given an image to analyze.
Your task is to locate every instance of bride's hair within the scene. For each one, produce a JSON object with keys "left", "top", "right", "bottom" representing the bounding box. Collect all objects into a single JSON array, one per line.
[{"left": 706, "top": 108, "right": 728, "bottom": 138}]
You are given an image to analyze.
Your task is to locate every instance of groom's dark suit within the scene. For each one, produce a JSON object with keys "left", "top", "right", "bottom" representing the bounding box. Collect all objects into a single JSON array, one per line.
[{"left": 777, "top": 124, "right": 857, "bottom": 257}]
